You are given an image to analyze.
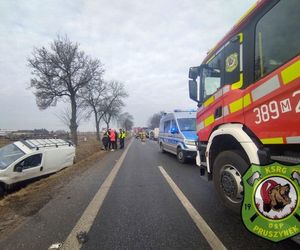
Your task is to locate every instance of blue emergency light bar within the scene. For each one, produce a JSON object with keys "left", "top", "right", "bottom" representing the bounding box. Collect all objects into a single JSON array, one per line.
[{"left": 173, "top": 109, "right": 197, "bottom": 112}]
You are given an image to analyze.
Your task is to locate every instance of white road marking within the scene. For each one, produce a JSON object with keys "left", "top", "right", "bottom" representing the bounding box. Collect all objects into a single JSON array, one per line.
[
  {"left": 158, "top": 166, "right": 227, "bottom": 250},
  {"left": 62, "top": 139, "right": 133, "bottom": 250}
]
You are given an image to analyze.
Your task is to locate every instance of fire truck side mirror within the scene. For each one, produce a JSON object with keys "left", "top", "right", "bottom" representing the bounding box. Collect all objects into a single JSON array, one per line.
[
  {"left": 189, "top": 79, "right": 200, "bottom": 103},
  {"left": 189, "top": 67, "right": 199, "bottom": 80}
]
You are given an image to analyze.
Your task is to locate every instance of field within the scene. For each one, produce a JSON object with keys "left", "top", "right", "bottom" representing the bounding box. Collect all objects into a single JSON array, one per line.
[{"left": 0, "top": 137, "right": 11, "bottom": 148}]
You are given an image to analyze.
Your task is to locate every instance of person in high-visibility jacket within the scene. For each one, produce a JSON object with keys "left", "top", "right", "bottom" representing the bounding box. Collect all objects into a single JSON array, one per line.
[
  {"left": 119, "top": 128, "right": 126, "bottom": 149},
  {"left": 109, "top": 129, "right": 116, "bottom": 151}
]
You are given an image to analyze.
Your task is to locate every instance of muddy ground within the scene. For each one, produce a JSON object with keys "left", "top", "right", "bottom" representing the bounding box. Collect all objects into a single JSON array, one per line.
[{"left": 0, "top": 137, "right": 106, "bottom": 240}]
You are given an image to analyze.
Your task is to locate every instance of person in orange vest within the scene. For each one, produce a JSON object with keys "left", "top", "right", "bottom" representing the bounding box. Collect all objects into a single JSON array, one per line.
[{"left": 109, "top": 129, "right": 116, "bottom": 151}]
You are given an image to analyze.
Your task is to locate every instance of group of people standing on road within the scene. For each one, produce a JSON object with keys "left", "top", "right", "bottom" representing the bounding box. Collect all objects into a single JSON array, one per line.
[{"left": 102, "top": 128, "right": 126, "bottom": 151}]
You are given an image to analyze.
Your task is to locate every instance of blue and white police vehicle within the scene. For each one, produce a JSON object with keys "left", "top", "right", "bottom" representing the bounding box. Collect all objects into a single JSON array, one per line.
[{"left": 158, "top": 110, "right": 197, "bottom": 163}]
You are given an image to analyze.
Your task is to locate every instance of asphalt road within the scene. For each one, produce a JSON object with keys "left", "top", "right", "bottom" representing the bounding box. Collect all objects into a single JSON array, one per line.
[{"left": 0, "top": 138, "right": 298, "bottom": 250}]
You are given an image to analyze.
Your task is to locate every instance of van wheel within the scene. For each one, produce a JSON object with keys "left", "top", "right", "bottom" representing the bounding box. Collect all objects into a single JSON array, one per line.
[
  {"left": 160, "top": 143, "right": 165, "bottom": 153},
  {"left": 213, "top": 150, "right": 249, "bottom": 214},
  {"left": 177, "top": 148, "right": 187, "bottom": 163}
]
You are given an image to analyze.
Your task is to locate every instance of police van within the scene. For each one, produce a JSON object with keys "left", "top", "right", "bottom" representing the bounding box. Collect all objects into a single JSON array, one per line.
[{"left": 158, "top": 110, "right": 197, "bottom": 163}]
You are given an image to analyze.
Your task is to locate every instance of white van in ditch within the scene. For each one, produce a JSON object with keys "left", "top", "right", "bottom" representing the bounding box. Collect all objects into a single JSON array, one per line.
[
  {"left": 158, "top": 110, "right": 197, "bottom": 163},
  {"left": 0, "top": 139, "right": 75, "bottom": 196}
]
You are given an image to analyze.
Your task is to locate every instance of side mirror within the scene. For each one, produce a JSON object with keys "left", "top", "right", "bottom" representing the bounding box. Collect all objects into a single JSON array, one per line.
[
  {"left": 189, "top": 66, "right": 203, "bottom": 105},
  {"left": 170, "top": 127, "right": 179, "bottom": 134},
  {"left": 189, "top": 67, "right": 199, "bottom": 80},
  {"left": 189, "top": 80, "right": 199, "bottom": 102}
]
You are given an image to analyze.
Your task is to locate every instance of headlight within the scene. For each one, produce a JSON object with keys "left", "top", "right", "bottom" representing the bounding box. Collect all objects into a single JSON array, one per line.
[{"left": 184, "top": 139, "right": 196, "bottom": 146}]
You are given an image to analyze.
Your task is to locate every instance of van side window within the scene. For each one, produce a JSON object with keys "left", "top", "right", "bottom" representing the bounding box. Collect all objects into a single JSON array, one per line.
[
  {"left": 15, "top": 154, "right": 42, "bottom": 170},
  {"left": 254, "top": 0, "right": 300, "bottom": 80},
  {"left": 171, "top": 120, "right": 178, "bottom": 130},
  {"left": 164, "top": 120, "right": 171, "bottom": 133}
]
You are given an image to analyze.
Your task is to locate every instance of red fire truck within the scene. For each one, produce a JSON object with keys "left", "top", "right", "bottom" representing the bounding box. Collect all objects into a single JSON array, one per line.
[{"left": 188, "top": 0, "right": 300, "bottom": 213}]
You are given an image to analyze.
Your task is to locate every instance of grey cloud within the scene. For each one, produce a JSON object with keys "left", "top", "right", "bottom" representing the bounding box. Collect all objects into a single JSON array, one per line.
[{"left": 0, "top": 0, "right": 257, "bottom": 130}]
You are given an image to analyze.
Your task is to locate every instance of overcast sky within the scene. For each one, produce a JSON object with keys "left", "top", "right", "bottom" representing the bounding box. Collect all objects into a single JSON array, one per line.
[{"left": 0, "top": 0, "right": 256, "bottom": 131}]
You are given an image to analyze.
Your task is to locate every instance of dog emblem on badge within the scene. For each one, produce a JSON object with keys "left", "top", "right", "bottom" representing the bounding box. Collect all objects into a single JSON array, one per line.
[
  {"left": 242, "top": 163, "right": 300, "bottom": 242},
  {"left": 255, "top": 177, "right": 296, "bottom": 218}
]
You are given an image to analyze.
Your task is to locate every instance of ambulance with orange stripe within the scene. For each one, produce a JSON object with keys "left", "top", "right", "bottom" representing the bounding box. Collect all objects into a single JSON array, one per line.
[{"left": 188, "top": 0, "right": 300, "bottom": 213}]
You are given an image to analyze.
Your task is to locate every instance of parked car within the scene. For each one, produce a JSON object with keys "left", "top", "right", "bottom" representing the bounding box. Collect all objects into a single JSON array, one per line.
[
  {"left": 153, "top": 128, "right": 159, "bottom": 140},
  {"left": 149, "top": 128, "right": 159, "bottom": 140},
  {"left": 0, "top": 139, "right": 75, "bottom": 196}
]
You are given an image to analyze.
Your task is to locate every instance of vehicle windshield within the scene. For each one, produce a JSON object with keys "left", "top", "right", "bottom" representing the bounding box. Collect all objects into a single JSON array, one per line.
[
  {"left": 177, "top": 118, "right": 196, "bottom": 131},
  {"left": 0, "top": 144, "right": 25, "bottom": 170}
]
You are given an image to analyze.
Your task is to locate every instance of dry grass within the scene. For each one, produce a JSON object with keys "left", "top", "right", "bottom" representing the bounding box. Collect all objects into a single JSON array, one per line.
[
  {"left": 76, "top": 136, "right": 102, "bottom": 162},
  {"left": 0, "top": 133, "right": 105, "bottom": 239},
  {"left": 0, "top": 137, "right": 11, "bottom": 148}
]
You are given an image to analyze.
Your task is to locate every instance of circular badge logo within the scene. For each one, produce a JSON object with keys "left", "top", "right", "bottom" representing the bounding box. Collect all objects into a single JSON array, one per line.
[
  {"left": 225, "top": 53, "right": 238, "bottom": 72},
  {"left": 254, "top": 177, "right": 297, "bottom": 220}
]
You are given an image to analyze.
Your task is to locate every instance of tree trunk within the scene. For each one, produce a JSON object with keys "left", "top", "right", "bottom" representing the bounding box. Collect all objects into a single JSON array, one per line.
[
  {"left": 95, "top": 115, "right": 100, "bottom": 141},
  {"left": 69, "top": 96, "right": 78, "bottom": 146},
  {"left": 106, "top": 116, "right": 112, "bottom": 130}
]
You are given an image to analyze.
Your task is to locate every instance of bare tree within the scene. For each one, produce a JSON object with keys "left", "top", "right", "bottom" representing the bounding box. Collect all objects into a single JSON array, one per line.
[
  {"left": 80, "top": 78, "right": 106, "bottom": 141},
  {"left": 148, "top": 112, "right": 164, "bottom": 129},
  {"left": 118, "top": 112, "right": 134, "bottom": 131},
  {"left": 103, "top": 105, "right": 121, "bottom": 129},
  {"left": 28, "top": 35, "right": 101, "bottom": 145},
  {"left": 55, "top": 106, "right": 85, "bottom": 130},
  {"left": 102, "top": 81, "right": 128, "bottom": 129}
]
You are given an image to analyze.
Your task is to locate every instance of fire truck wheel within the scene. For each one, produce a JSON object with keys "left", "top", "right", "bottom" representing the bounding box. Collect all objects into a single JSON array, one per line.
[
  {"left": 213, "top": 150, "right": 249, "bottom": 214},
  {"left": 177, "top": 148, "right": 187, "bottom": 163},
  {"left": 160, "top": 142, "right": 165, "bottom": 153}
]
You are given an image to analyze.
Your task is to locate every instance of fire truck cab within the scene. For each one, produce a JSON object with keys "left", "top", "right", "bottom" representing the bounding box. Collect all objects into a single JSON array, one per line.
[{"left": 189, "top": 0, "right": 300, "bottom": 213}]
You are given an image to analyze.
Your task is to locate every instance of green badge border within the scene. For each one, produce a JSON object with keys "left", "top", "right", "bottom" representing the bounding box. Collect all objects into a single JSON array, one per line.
[{"left": 241, "top": 162, "right": 300, "bottom": 242}]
